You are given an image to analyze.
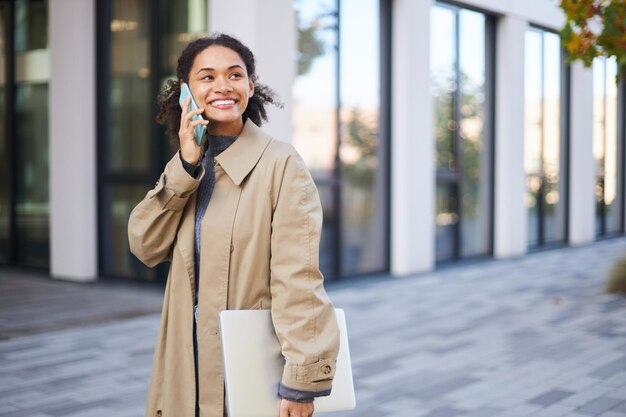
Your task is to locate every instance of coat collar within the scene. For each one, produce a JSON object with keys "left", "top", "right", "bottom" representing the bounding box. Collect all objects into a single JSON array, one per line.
[{"left": 214, "top": 119, "right": 272, "bottom": 186}]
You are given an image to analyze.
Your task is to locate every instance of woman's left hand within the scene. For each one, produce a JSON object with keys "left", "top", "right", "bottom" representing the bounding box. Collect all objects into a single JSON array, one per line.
[{"left": 279, "top": 399, "right": 314, "bottom": 417}]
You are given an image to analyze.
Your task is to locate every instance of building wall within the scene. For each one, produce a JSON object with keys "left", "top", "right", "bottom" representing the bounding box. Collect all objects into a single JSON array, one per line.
[{"left": 42, "top": 0, "right": 615, "bottom": 280}]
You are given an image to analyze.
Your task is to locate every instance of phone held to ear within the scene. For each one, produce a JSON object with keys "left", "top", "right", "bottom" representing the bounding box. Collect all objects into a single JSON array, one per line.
[{"left": 179, "top": 83, "right": 207, "bottom": 146}]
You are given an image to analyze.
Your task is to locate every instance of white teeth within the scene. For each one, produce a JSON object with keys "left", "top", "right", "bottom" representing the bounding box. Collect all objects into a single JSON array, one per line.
[{"left": 211, "top": 100, "right": 235, "bottom": 106}]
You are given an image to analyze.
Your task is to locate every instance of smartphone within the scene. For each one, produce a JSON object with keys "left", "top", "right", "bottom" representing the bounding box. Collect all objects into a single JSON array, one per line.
[{"left": 179, "top": 83, "right": 207, "bottom": 146}]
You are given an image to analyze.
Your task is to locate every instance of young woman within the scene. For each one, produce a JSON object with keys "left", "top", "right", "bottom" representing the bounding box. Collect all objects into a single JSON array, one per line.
[{"left": 128, "top": 34, "right": 339, "bottom": 417}]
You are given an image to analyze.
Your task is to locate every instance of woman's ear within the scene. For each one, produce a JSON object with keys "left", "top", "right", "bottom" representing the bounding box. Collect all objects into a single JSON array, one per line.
[{"left": 249, "top": 81, "right": 254, "bottom": 98}]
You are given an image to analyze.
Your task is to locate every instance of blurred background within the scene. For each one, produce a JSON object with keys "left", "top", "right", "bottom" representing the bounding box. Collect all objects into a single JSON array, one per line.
[
  {"left": 0, "top": 0, "right": 623, "bottom": 284},
  {"left": 0, "top": 2, "right": 625, "bottom": 416}
]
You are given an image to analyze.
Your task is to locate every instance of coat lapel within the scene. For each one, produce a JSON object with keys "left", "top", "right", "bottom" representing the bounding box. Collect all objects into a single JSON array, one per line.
[{"left": 214, "top": 119, "right": 273, "bottom": 186}]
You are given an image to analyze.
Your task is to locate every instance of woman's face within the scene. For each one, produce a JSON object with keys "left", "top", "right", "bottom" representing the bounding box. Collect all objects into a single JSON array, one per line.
[{"left": 186, "top": 45, "right": 254, "bottom": 136}]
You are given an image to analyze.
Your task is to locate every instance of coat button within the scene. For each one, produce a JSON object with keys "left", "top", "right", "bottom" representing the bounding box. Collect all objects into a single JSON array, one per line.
[
  {"left": 321, "top": 364, "right": 332, "bottom": 375},
  {"left": 156, "top": 411, "right": 162, "bottom": 417}
]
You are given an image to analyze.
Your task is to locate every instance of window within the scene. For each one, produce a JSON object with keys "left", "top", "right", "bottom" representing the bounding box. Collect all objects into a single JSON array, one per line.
[
  {"left": 0, "top": 2, "right": 10, "bottom": 264},
  {"left": 293, "top": 0, "right": 389, "bottom": 278},
  {"left": 430, "top": 3, "right": 494, "bottom": 262},
  {"left": 97, "top": 0, "right": 207, "bottom": 280},
  {"left": 0, "top": 0, "right": 50, "bottom": 269},
  {"left": 524, "top": 28, "right": 568, "bottom": 248},
  {"left": 593, "top": 56, "right": 622, "bottom": 237}
]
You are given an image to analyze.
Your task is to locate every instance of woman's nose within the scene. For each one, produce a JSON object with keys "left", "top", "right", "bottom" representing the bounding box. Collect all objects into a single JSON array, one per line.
[{"left": 214, "top": 77, "right": 233, "bottom": 93}]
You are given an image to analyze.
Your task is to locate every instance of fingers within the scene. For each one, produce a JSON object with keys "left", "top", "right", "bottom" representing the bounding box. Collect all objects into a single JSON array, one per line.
[
  {"left": 279, "top": 400, "right": 314, "bottom": 417},
  {"left": 279, "top": 401, "right": 289, "bottom": 417},
  {"left": 180, "top": 97, "right": 204, "bottom": 124}
]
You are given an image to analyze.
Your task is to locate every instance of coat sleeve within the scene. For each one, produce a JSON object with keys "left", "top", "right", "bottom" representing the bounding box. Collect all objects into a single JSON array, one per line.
[
  {"left": 269, "top": 149, "right": 340, "bottom": 397},
  {"left": 128, "top": 151, "right": 204, "bottom": 267}
]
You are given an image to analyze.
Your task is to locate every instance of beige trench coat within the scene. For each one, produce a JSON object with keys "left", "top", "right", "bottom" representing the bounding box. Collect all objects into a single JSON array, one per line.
[{"left": 128, "top": 120, "right": 340, "bottom": 417}]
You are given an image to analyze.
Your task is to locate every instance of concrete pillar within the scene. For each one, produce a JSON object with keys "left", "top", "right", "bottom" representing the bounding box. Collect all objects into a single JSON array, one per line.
[
  {"left": 49, "top": 0, "right": 97, "bottom": 281},
  {"left": 390, "top": 0, "right": 434, "bottom": 275},
  {"left": 208, "top": 0, "right": 295, "bottom": 142},
  {"left": 494, "top": 15, "right": 528, "bottom": 258},
  {"left": 568, "top": 61, "right": 595, "bottom": 244}
]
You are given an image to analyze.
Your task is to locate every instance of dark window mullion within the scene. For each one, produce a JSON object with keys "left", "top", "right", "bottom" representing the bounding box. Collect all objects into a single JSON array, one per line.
[
  {"left": 484, "top": 14, "right": 496, "bottom": 256},
  {"left": 150, "top": 0, "right": 162, "bottom": 178},
  {"left": 453, "top": 8, "right": 463, "bottom": 260},
  {"left": 334, "top": 0, "right": 342, "bottom": 279},
  {"left": 380, "top": 0, "right": 392, "bottom": 272},
  {"left": 562, "top": 48, "right": 571, "bottom": 242},
  {"left": 96, "top": 0, "right": 111, "bottom": 275},
  {"left": 538, "top": 31, "right": 546, "bottom": 246},
  {"left": 616, "top": 76, "right": 626, "bottom": 233},
  {"left": 6, "top": 0, "right": 16, "bottom": 264}
]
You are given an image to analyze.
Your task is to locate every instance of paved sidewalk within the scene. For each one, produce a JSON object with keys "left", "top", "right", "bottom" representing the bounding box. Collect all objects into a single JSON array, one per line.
[{"left": 1, "top": 239, "right": 625, "bottom": 417}]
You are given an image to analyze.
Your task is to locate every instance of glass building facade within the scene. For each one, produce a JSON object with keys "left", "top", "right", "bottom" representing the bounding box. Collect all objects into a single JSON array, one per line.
[
  {"left": 0, "top": 0, "right": 50, "bottom": 269},
  {"left": 0, "top": 0, "right": 624, "bottom": 282},
  {"left": 430, "top": 3, "right": 494, "bottom": 262},
  {"left": 293, "top": 0, "right": 389, "bottom": 279},
  {"left": 524, "top": 27, "right": 568, "bottom": 248},
  {"left": 593, "top": 56, "right": 623, "bottom": 237}
]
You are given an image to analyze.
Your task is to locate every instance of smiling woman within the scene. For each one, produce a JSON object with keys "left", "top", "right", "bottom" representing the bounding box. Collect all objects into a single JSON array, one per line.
[{"left": 129, "top": 34, "right": 340, "bottom": 417}]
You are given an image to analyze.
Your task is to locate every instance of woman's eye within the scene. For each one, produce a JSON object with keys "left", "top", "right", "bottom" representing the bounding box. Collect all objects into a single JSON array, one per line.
[
  {"left": 230, "top": 73, "right": 242, "bottom": 79},
  {"left": 202, "top": 75, "right": 213, "bottom": 81}
]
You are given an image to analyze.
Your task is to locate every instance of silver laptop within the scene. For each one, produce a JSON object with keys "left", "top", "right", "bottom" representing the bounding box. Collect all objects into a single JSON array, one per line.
[{"left": 219, "top": 308, "right": 356, "bottom": 417}]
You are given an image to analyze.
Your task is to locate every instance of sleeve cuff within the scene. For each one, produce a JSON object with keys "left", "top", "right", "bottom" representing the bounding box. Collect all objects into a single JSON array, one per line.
[
  {"left": 179, "top": 151, "right": 202, "bottom": 178},
  {"left": 278, "top": 382, "right": 331, "bottom": 403}
]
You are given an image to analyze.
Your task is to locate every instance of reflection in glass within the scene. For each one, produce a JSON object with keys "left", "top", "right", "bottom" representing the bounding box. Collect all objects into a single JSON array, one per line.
[
  {"left": 14, "top": 0, "right": 49, "bottom": 268},
  {"left": 524, "top": 28, "right": 566, "bottom": 247},
  {"left": 292, "top": 0, "right": 337, "bottom": 180},
  {"left": 436, "top": 184, "right": 458, "bottom": 260},
  {"left": 459, "top": 9, "right": 487, "bottom": 257},
  {"left": 339, "top": 0, "right": 384, "bottom": 274},
  {"left": 524, "top": 30, "right": 542, "bottom": 176},
  {"left": 593, "top": 56, "right": 621, "bottom": 236},
  {"left": 431, "top": 6, "right": 456, "bottom": 172},
  {"left": 293, "top": 0, "right": 338, "bottom": 276},
  {"left": 317, "top": 184, "right": 336, "bottom": 278},
  {"left": 431, "top": 4, "right": 491, "bottom": 261},
  {"left": 542, "top": 32, "right": 564, "bottom": 242},
  {"left": 103, "top": 186, "right": 155, "bottom": 280},
  {"left": 109, "top": 0, "right": 151, "bottom": 173},
  {"left": 0, "top": 4, "right": 8, "bottom": 263}
]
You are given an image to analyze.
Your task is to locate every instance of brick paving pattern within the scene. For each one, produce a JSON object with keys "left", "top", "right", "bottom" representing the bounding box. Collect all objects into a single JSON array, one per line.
[{"left": 1, "top": 238, "right": 625, "bottom": 416}]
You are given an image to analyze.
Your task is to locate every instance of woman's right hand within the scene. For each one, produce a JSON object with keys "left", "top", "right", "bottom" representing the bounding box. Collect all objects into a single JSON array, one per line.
[{"left": 178, "top": 96, "right": 209, "bottom": 165}]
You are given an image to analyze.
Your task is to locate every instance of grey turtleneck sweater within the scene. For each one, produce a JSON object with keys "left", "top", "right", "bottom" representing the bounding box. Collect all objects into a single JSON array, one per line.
[{"left": 180, "top": 134, "right": 238, "bottom": 299}]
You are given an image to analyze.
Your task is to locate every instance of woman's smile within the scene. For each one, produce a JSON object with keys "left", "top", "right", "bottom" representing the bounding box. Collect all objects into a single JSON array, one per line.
[{"left": 209, "top": 98, "right": 238, "bottom": 108}]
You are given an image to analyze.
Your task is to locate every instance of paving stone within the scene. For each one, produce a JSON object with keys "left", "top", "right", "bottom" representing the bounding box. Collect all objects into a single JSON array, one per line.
[
  {"left": 2, "top": 238, "right": 626, "bottom": 417},
  {"left": 528, "top": 389, "right": 575, "bottom": 406},
  {"left": 575, "top": 397, "right": 624, "bottom": 415},
  {"left": 463, "top": 405, "right": 504, "bottom": 416},
  {"left": 610, "top": 401, "right": 626, "bottom": 412},
  {"left": 590, "top": 358, "right": 626, "bottom": 379},
  {"left": 421, "top": 406, "right": 467, "bottom": 417}
]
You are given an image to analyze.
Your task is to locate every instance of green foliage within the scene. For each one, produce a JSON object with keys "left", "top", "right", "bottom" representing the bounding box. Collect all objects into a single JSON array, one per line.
[
  {"left": 343, "top": 110, "right": 378, "bottom": 189},
  {"left": 295, "top": 5, "right": 336, "bottom": 77},
  {"left": 559, "top": 0, "right": 626, "bottom": 80},
  {"left": 607, "top": 255, "right": 626, "bottom": 293},
  {"left": 297, "top": 12, "right": 325, "bottom": 76}
]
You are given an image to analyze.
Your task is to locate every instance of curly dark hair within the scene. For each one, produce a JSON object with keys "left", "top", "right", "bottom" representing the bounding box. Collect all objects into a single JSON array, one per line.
[{"left": 156, "top": 33, "right": 282, "bottom": 142}]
